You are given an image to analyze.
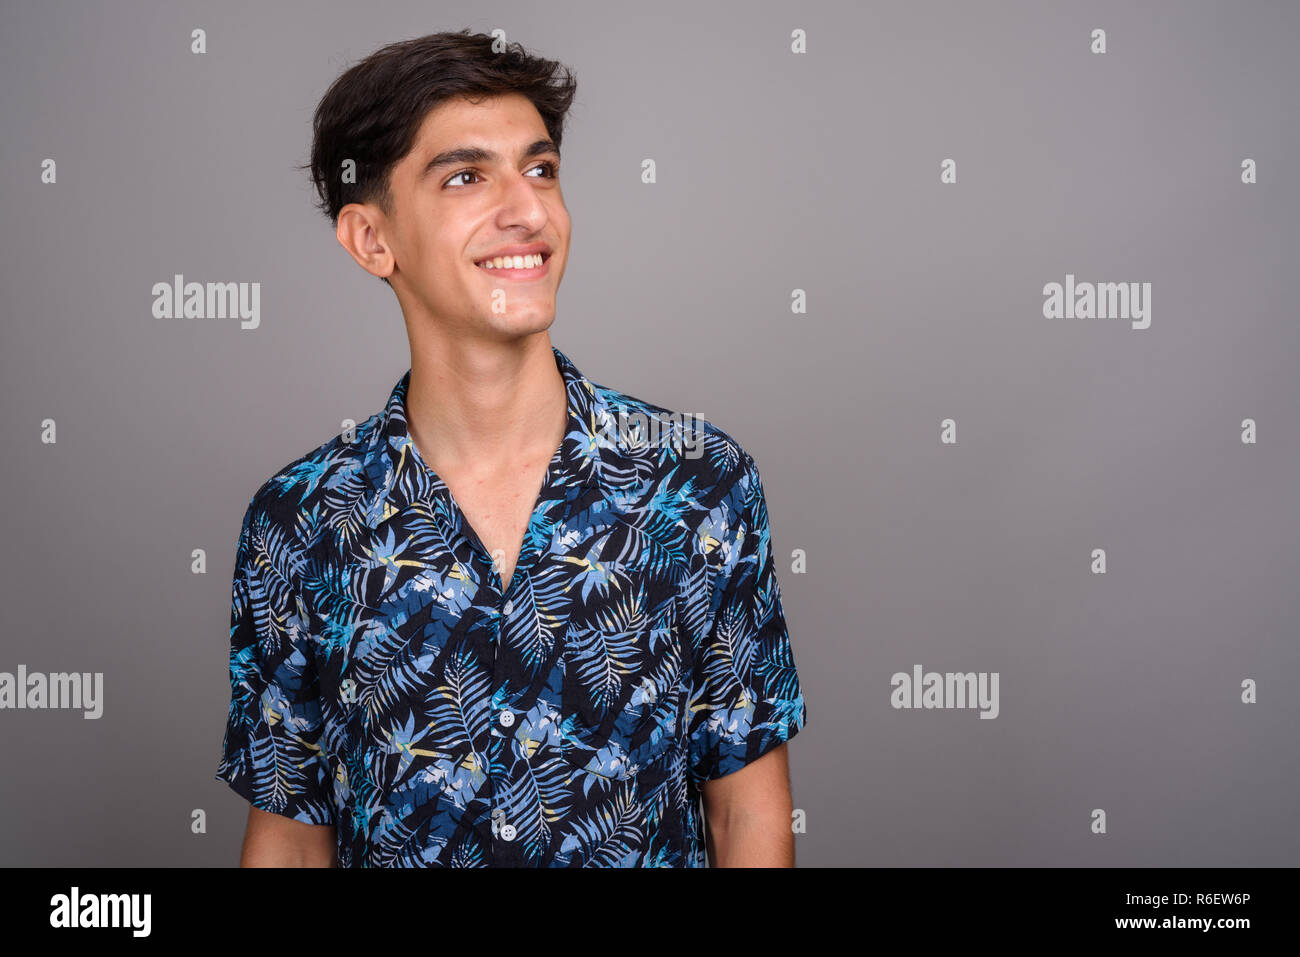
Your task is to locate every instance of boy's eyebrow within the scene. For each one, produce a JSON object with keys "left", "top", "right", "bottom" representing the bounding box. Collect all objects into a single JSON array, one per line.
[{"left": 420, "top": 139, "right": 560, "bottom": 180}]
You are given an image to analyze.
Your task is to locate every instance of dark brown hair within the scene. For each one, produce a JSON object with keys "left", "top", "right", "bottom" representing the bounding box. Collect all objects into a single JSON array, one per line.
[{"left": 300, "top": 29, "right": 577, "bottom": 283}]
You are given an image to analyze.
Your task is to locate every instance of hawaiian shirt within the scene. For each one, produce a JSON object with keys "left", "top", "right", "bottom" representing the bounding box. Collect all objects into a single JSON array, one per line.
[{"left": 215, "top": 345, "right": 808, "bottom": 867}]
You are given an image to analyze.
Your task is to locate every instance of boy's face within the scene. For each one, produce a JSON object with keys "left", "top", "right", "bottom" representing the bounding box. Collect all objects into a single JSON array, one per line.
[{"left": 343, "top": 92, "right": 571, "bottom": 341}]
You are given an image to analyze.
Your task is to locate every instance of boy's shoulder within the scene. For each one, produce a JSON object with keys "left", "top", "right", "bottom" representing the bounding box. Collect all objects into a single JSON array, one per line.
[
  {"left": 239, "top": 407, "right": 387, "bottom": 543},
  {"left": 585, "top": 373, "right": 762, "bottom": 505}
]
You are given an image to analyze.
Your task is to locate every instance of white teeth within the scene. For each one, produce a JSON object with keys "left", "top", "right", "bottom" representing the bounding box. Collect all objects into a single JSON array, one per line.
[{"left": 477, "top": 253, "right": 544, "bottom": 269}]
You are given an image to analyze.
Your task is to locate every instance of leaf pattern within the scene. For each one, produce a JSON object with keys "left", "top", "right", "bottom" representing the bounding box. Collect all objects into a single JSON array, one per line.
[{"left": 215, "top": 346, "right": 807, "bottom": 866}]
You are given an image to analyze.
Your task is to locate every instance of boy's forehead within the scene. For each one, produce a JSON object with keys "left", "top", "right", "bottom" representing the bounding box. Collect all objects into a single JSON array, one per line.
[
  {"left": 396, "top": 102, "right": 553, "bottom": 191},
  {"left": 414, "top": 93, "right": 543, "bottom": 148}
]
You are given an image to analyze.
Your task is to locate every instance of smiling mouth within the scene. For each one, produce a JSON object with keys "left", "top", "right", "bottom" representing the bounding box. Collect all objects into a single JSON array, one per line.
[{"left": 474, "top": 252, "right": 551, "bottom": 278}]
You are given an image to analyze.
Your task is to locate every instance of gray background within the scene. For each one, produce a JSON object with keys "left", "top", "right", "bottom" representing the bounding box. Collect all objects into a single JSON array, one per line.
[{"left": 1, "top": 0, "right": 1296, "bottom": 866}]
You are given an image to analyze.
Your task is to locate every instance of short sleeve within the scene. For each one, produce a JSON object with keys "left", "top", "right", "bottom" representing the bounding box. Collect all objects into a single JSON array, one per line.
[
  {"left": 214, "top": 502, "right": 336, "bottom": 825},
  {"left": 687, "top": 453, "right": 808, "bottom": 782}
]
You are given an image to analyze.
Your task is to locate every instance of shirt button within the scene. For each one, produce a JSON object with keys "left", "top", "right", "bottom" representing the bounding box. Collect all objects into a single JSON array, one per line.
[
  {"left": 500, "top": 823, "right": 516, "bottom": 841},
  {"left": 498, "top": 710, "right": 514, "bottom": 727},
  {"left": 503, "top": 599, "right": 513, "bottom": 616}
]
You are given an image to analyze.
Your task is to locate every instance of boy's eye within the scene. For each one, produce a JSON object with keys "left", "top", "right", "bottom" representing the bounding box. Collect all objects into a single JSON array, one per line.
[{"left": 444, "top": 162, "right": 558, "bottom": 189}]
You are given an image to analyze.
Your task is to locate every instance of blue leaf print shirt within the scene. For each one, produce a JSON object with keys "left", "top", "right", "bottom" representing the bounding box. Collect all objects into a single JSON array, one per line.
[{"left": 215, "top": 345, "right": 808, "bottom": 867}]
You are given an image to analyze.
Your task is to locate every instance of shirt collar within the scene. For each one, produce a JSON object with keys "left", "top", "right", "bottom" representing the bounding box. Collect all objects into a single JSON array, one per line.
[{"left": 361, "top": 345, "right": 644, "bottom": 527}]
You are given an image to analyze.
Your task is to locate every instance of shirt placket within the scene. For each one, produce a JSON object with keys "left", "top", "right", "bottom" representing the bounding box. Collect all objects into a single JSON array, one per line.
[{"left": 446, "top": 465, "right": 566, "bottom": 867}]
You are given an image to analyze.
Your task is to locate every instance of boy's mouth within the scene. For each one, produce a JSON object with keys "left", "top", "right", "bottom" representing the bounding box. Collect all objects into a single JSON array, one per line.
[{"left": 474, "top": 251, "right": 551, "bottom": 278}]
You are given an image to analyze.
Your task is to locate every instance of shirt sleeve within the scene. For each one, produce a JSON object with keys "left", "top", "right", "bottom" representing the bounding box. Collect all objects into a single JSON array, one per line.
[
  {"left": 214, "top": 501, "right": 336, "bottom": 825},
  {"left": 687, "top": 452, "right": 808, "bottom": 782}
]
